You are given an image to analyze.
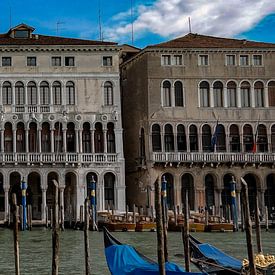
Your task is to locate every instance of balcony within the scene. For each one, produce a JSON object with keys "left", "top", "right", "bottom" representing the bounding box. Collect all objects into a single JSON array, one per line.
[
  {"left": 0, "top": 153, "right": 118, "bottom": 165},
  {"left": 152, "top": 152, "right": 275, "bottom": 164}
]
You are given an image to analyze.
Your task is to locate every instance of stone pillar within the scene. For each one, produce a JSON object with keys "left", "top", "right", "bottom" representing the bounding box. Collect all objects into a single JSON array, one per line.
[
  {"left": 210, "top": 86, "right": 214, "bottom": 107},
  {"left": 75, "top": 130, "right": 79, "bottom": 153},
  {"left": 0, "top": 130, "right": 4, "bottom": 152},
  {"left": 215, "top": 189, "right": 222, "bottom": 216},
  {"left": 161, "top": 131, "right": 165, "bottom": 152},
  {"left": 41, "top": 188, "right": 47, "bottom": 222},
  {"left": 104, "top": 129, "right": 108, "bottom": 153},
  {"left": 50, "top": 128, "right": 55, "bottom": 153},
  {"left": 4, "top": 187, "right": 9, "bottom": 222},
  {"left": 63, "top": 128, "right": 67, "bottom": 153},
  {"left": 259, "top": 189, "right": 265, "bottom": 215},
  {"left": 223, "top": 87, "right": 228, "bottom": 107},
  {"left": 237, "top": 86, "right": 241, "bottom": 108},
  {"left": 91, "top": 130, "right": 95, "bottom": 153},
  {"left": 25, "top": 129, "right": 29, "bottom": 153},
  {"left": 186, "top": 126, "right": 190, "bottom": 152},
  {"left": 13, "top": 129, "right": 16, "bottom": 153},
  {"left": 251, "top": 86, "right": 255, "bottom": 107},
  {"left": 264, "top": 86, "right": 269, "bottom": 107},
  {"left": 38, "top": 128, "right": 42, "bottom": 153},
  {"left": 236, "top": 189, "right": 241, "bottom": 220},
  {"left": 59, "top": 187, "right": 65, "bottom": 223},
  {"left": 114, "top": 129, "right": 123, "bottom": 157},
  {"left": 79, "top": 129, "right": 83, "bottom": 153}
]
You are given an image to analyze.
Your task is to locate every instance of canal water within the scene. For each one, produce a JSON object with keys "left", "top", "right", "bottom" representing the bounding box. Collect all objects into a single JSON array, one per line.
[{"left": 0, "top": 228, "right": 275, "bottom": 274}]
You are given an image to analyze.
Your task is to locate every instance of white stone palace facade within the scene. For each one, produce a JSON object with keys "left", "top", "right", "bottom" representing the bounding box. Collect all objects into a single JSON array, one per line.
[
  {"left": 121, "top": 34, "right": 275, "bottom": 219},
  {"left": 0, "top": 24, "right": 125, "bottom": 223}
]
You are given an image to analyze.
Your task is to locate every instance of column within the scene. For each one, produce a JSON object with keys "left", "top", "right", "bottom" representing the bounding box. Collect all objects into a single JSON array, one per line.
[
  {"left": 91, "top": 129, "right": 95, "bottom": 153},
  {"left": 63, "top": 128, "right": 67, "bottom": 153},
  {"left": 236, "top": 189, "right": 241, "bottom": 221},
  {"left": 41, "top": 188, "right": 47, "bottom": 222},
  {"left": 1, "top": 129, "right": 4, "bottom": 152},
  {"left": 186, "top": 127, "right": 190, "bottom": 152},
  {"left": 251, "top": 86, "right": 255, "bottom": 108},
  {"left": 259, "top": 189, "right": 265, "bottom": 215},
  {"left": 264, "top": 86, "right": 269, "bottom": 107},
  {"left": 161, "top": 131, "right": 165, "bottom": 152},
  {"left": 25, "top": 129, "right": 29, "bottom": 153},
  {"left": 4, "top": 187, "right": 9, "bottom": 222},
  {"left": 59, "top": 187, "right": 65, "bottom": 224},
  {"left": 38, "top": 128, "right": 42, "bottom": 153},
  {"left": 13, "top": 128, "right": 16, "bottom": 153},
  {"left": 215, "top": 189, "right": 222, "bottom": 217},
  {"left": 237, "top": 86, "right": 241, "bottom": 108},
  {"left": 210, "top": 86, "right": 214, "bottom": 107},
  {"left": 79, "top": 129, "right": 83, "bottom": 153},
  {"left": 75, "top": 130, "right": 79, "bottom": 153},
  {"left": 174, "top": 128, "right": 178, "bottom": 153},
  {"left": 104, "top": 129, "right": 107, "bottom": 153},
  {"left": 50, "top": 128, "right": 55, "bottom": 153},
  {"left": 198, "top": 128, "right": 202, "bottom": 152},
  {"left": 223, "top": 87, "right": 228, "bottom": 107}
]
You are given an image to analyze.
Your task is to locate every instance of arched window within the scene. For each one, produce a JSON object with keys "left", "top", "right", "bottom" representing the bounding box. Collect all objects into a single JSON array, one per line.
[
  {"left": 164, "top": 124, "right": 174, "bottom": 152},
  {"left": 213, "top": 81, "right": 223, "bottom": 107},
  {"left": 216, "top": 124, "right": 226, "bottom": 152},
  {"left": 53, "top": 81, "right": 62, "bottom": 105},
  {"left": 83, "top": 122, "right": 91, "bottom": 153},
  {"left": 16, "top": 122, "right": 25, "bottom": 152},
  {"left": 40, "top": 81, "right": 50, "bottom": 105},
  {"left": 257, "top": 124, "right": 268, "bottom": 152},
  {"left": 227, "top": 81, "right": 237, "bottom": 107},
  {"left": 205, "top": 174, "right": 215, "bottom": 213},
  {"left": 241, "top": 81, "right": 251, "bottom": 107},
  {"left": 94, "top": 122, "right": 104, "bottom": 153},
  {"left": 54, "top": 122, "right": 63, "bottom": 152},
  {"left": 107, "top": 122, "right": 116, "bottom": 153},
  {"left": 66, "top": 81, "right": 75, "bottom": 105},
  {"left": 254, "top": 81, "right": 264, "bottom": 107},
  {"left": 268, "top": 81, "right": 275, "bottom": 107},
  {"left": 27, "top": 82, "right": 37, "bottom": 105},
  {"left": 163, "top": 81, "right": 171, "bottom": 107},
  {"left": 4, "top": 122, "right": 13, "bottom": 152},
  {"left": 29, "top": 122, "right": 37, "bottom": 152},
  {"left": 271, "top": 125, "right": 275, "bottom": 152},
  {"left": 104, "top": 173, "right": 115, "bottom": 209},
  {"left": 181, "top": 173, "right": 195, "bottom": 210},
  {"left": 229, "top": 124, "right": 240, "bottom": 152},
  {"left": 15, "top": 81, "right": 25, "bottom": 105},
  {"left": 175, "top": 81, "right": 184, "bottom": 106},
  {"left": 2, "top": 81, "right": 12, "bottom": 105},
  {"left": 189, "top": 125, "right": 198, "bottom": 152},
  {"left": 104, "top": 81, "right": 113, "bottom": 106},
  {"left": 199, "top": 81, "right": 210, "bottom": 107},
  {"left": 202, "top": 124, "right": 212, "bottom": 152},
  {"left": 163, "top": 174, "right": 174, "bottom": 210},
  {"left": 243, "top": 124, "right": 253, "bottom": 152},
  {"left": 67, "top": 122, "right": 76, "bottom": 152},
  {"left": 152, "top": 124, "right": 161, "bottom": 152},
  {"left": 41, "top": 122, "right": 51, "bottom": 152},
  {"left": 177, "top": 124, "right": 186, "bottom": 152}
]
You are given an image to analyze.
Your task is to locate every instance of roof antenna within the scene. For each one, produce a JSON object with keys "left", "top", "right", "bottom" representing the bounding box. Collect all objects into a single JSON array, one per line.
[
  {"left": 56, "top": 21, "right": 65, "bottom": 36},
  {"left": 98, "top": 0, "right": 103, "bottom": 41},
  {"left": 188, "top": 17, "right": 192, "bottom": 33},
  {"left": 131, "top": 0, "right": 134, "bottom": 45}
]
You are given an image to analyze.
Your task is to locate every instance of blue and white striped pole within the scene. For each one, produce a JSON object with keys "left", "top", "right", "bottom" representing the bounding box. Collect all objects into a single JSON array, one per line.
[
  {"left": 21, "top": 179, "right": 28, "bottom": 231},
  {"left": 89, "top": 176, "right": 97, "bottom": 225}
]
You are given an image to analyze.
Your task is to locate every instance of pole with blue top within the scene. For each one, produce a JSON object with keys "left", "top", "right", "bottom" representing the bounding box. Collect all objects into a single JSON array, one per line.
[
  {"left": 230, "top": 176, "right": 238, "bottom": 231},
  {"left": 161, "top": 175, "right": 168, "bottom": 261},
  {"left": 21, "top": 178, "right": 27, "bottom": 231},
  {"left": 89, "top": 176, "right": 97, "bottom": 230}
]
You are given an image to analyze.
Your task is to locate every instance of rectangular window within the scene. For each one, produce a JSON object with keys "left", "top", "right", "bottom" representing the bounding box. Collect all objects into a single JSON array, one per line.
[
  {"left": 52, "top": 56, "right": 62, "bottom": 66},
  {"left": 226, "top": 55, "right": 235, "bottom": 66},
  {"left": 240, "top": 55, "right": 249, "bottom": 66},
  {"left": 27, "top": 57, "right": 37, "bottom": 66},
  {"left": 162, "top": 55, "right": 171, "bottom": 65},
  {"left": 14, "top": 30, "right": 29, "bottom": 38},
  {"left": 253, "top": 55, "right": 262, "bottom": 66},
  {"left": 2, "top": 57, "right": 12, "bottom": 67},
  {"left": 174, "top": 55, "right": 183, "bottom": 65},
  {"left": 199, "top": 55, "right": 209, "bottom": 66},
  {"left": 103, "top": 56, "right": 113, "bottom": 66},
  {"left": 65, "top": 56, "right": 75, "bottom": 66}
]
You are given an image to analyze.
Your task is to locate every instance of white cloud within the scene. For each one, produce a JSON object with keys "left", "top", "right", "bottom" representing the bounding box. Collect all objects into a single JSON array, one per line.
[{"left": 106, "top": 0, "right": 275, "bottom": 42}]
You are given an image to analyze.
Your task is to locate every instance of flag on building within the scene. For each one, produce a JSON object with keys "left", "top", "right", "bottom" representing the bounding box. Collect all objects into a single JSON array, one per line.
[
  {"left": 211, "top": 120, "right": 219, "bottom": 152},
  {"left": 252, "top": 117, "right": 260, "bottom": 153}
]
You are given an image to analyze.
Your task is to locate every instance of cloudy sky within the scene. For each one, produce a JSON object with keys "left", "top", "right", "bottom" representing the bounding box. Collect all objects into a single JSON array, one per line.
[{"left": 0, "top": 0, "right": 275, "bottom": 48}]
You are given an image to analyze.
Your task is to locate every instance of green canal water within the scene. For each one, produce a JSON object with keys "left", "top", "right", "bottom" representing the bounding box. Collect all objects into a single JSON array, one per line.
[{"left": 0, "top": 228, "right": 275, "bottom": 274}]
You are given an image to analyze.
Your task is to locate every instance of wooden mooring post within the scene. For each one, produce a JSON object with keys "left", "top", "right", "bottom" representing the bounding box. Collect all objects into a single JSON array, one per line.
[
  {"left": 27, "top": 205, "right": 32, "bottom": 231},
  {"left": 52, "top": 180, "right": 60, "bottom": 275},
  {"left": 182, "top": 191, "right": 190, "bottom": 272},
  {"left": 84, "top": 198, "right": 91, "bottom": 275},
  {"left": 12, "top": 194, "right": 20, "bottom": 275},
  {"left": 161, "top": 176, "right": 168, "bottom": 262},
  {"left": 265, "top": 206, "right": 269, "bottom": 232},
  {"left": 45, "top": 206, "right": 49, "bottom": 228},
  {"left": 255, "top": 195, "right": 263, "bottom": 254},
  {"left": 155, "top": 178, "right": 166, "bottom": 275},
  {"left": 240, "top": 178, "right": 256, "bottom": 275}
]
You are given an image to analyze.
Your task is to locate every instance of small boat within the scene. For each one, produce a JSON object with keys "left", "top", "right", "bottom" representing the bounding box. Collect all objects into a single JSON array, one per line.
[
  {"left": 207, "top": 223, "right": 234, "bottom": 232},
  {"left": 135, "top": 221, "right": 156, "bottom": 232},
  {"left": 103, "top": 227, "right": 206, "bottom": 275},
  {"left": 189, "top": 235, "right": 243, "bottom": 274}
]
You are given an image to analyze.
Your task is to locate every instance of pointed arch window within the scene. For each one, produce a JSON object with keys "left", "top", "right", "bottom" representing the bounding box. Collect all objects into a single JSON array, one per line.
[
  {"left": 241, "top": 81, "right": 251, "bottom": 107},
  {"left": 175, "top": 81, "right": 184, "bottom": 106},
  {"left": 53, "top": 81, "right": 62, "bottom": 105},
  {"left": 67, "top": 122, "right": 76, "bottom": 152},
  {"left": 104, "top": 173, "right": 115, "bottom": 209},
  {"left": 243, "top": 124, "right": 253, "bottom": 152},
  {"left": 189, "top": 125, "right": 198, "bottom": 151},
  {"left": 2, "top": 81, "right": 12, "bottom": 105},
  {"left": 202, "top": 124, "right": 212, "bottom": 152},
  {"left": 107, "top": 122, "right": 116, "bottom": 153},
  {"left": 216, "top": 124, "right": 226, "bottom": 152},
  {"left": 177, "top": 124, "right": 186, "bottom": 152},
  {"left": 229, "top": 124, "right": 240, "bottom": 152},
  {"left": 4, "top": 122, "right": 13, "bottom": 152},
  {"left": 27, "top": 82, "right": 37, "bottom": 105},
  {"left": 164, "top": 124, "right": 174, "bottom": 152},
  {"left": 66, "top": 81, "right": 75, "bottom": 105},
  {"left": 15, "top": 81, "right": 25, "bottom": 105},
  {"left": 199, "top": 81, "right": 210, "bottom": 107},
  {"left": 83, "top": 122, "right": 91, "bottom": 153},
  {"left": 54, "top": 122, "right": 63, "bottom": 152},
  {"left": 16, "top": 122, "right": 25, "bottom": 152},
  {"left": 104, "top": 81, "right": 113, "bottom": 106},
  {"left": 268, "top": 81, "right": 275, "bottom": 107},
  {"left": 163, "top": 81, "right": 171, "bottom": 107},
  {"left": 257, "top": 124, "right": 268, "bottom": 152},
  {"left": 213, "top": 81, "right": 223, "bottom": 107},
  {"left": 152, "top": 124, "right": 161, "bottom": 152},
  {"left": 29, "top": 122, "right": 37, "bottom": 152},
  {"left": 40, "top": 81, "right": 50, "bottom": 105},
  {"left": 94, "top": 122, "right": 104, "bottom": 153},
  {"left": 41, "top": 122, "right": 51, "bottom": 152},
  {"left": 254, "top": 81, "right": 264, "bottom": 107},
  {"left": 227, "top": 81, "right": 237, "bottom": 107}
]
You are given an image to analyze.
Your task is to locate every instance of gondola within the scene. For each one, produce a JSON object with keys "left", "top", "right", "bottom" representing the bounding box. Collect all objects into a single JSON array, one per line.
[
  {"left": 189, "top": 235, "right": 243, "bottom": 275},
  {"left": 103, "top": 227, "right": 206, "bottom": 275}
]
